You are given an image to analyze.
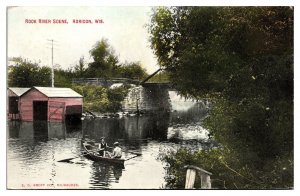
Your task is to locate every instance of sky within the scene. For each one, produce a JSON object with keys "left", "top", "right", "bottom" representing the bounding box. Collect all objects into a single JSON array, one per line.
[{"left": 7, "top": 6, "right": 159, "bottom": 73}]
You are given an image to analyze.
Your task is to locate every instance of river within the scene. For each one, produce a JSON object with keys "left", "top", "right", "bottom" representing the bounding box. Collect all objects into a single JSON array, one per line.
[{"left": 7, "top": 94, "right": 214, "bottom": 189}]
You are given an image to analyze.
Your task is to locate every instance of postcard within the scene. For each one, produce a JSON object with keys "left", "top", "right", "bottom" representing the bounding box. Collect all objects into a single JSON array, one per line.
[{"left": 6, "top": 5, "right": 294, "bottom": 190}]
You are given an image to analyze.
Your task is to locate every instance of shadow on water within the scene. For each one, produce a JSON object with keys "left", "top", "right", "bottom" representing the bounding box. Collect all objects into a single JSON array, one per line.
[
  {"left": 8, "top": 121, "right": 20, "bottom": 139},
  {"left": 33, "top": 121, "right": 48, "bottom": 142},
  {"left": 89, "top": 162, "right": 124, "bottom": 188},
  {"left": 8, "top": 120, "right": 83, "bottom": 142}
]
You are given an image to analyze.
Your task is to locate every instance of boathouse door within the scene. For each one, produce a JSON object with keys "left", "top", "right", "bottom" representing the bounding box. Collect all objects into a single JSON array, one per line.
[
  {"left": 9, "top": 96, "right": 19, "bottom": 114},
  {"left": 33, "top": 101, "right": 48, "bottom": 121}
]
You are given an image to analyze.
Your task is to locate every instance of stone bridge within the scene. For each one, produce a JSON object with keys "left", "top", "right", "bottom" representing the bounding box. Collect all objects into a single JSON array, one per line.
[{"left": 72, "top": 69, "right": 173, "bottom": 113}]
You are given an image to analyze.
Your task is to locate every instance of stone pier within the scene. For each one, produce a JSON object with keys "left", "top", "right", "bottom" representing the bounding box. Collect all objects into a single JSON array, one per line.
[{"left": 122, "top": 85, "right": 171, "bottom": 113}]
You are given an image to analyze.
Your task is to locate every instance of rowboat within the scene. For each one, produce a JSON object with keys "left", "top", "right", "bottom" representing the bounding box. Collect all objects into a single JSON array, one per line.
[{"left": 82, "top": 142, "right": 125, "bottom": 165}]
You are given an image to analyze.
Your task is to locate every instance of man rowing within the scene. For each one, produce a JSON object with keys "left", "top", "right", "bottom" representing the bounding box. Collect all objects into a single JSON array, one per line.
[{"left": 98, "top": 137, "right": 109, "bottom": 157}]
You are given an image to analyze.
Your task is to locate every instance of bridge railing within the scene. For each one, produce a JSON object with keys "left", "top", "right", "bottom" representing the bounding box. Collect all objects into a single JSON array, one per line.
[{"left": 72, "top": 78, "right": 140, "bottom": 86}]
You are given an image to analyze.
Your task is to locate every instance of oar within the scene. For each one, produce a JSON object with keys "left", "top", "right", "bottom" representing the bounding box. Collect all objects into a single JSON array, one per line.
[
  {"left": 127, "top": 151, "right": 142, "bottom": 156},
  {"left": 125, "top": 154, "right": 141, "bottom": 161},
  {"left": 125, "top": 151, "right": 142, "bottom": 161},
  {"left": 57, "top": 152, "right": 88, "bottom": 163},
  {"left": 57, "top": 157, "right": 78, "bottom": 163}
]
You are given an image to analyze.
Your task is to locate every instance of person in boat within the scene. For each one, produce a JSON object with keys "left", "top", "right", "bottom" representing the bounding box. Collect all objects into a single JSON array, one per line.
[
  {"left": 110, "top": 142, "right": 122, "bottom": 159},
  {"left": 98, "top": 137, "right": 109, "bottom": 157}
]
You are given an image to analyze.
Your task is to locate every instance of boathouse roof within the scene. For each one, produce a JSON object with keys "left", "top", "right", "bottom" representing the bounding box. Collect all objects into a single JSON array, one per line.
[
  {"left": 31, "top": 87, "right": 83, "bottom": 98},
  {"left": 8, "top": 87, "right": 30, "bottom": 96}
]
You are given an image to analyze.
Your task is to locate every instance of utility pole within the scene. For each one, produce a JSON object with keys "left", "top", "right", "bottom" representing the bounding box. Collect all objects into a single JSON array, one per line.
[{"left": 47, "top": 39, "right": 56, "bottom": 87}]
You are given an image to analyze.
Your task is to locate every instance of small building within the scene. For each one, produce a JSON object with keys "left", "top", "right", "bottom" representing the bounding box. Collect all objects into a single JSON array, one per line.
[
  {"left": 19, "top": 86, "right": 83, "bottom": 122},
  {"left": 7, "top": 87, "right": 30, "bottom": 120}
]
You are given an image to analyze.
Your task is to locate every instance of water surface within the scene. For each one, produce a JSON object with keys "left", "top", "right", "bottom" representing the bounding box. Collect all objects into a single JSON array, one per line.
[{"left": 7, "top": 102, "right": 212, "bottom": 189}]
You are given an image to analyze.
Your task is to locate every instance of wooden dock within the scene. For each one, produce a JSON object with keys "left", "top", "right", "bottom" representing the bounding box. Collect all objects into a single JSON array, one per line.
[{"left": 184, "top": 165, "right": 212, "bottom": 189}]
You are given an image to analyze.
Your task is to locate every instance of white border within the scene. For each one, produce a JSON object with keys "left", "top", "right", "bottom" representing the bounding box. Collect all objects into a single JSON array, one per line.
[{"left": 1, "top": 1, "right": 299, "bottom": 196}]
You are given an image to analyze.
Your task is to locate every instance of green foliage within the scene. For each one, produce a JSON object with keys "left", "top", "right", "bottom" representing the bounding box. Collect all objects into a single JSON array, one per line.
[
  {"left": 161, "top": 148, "right": 293, "bottom": 189},
  {"left": 107, "top": 86, "right": 130, "bottom": 112},
  {"left": 119, "top": 62, "right": 148, "bottom": 80},
  {"left": 71, "top": 84, "right": 129, "bottom": 113},
  {"left": 8, "top": 58, "right": 51, "bottom": 87},
  {"left": 86, "top": 38, "right": 120, "bottom": 78},
  {"left": 54, "top": 68, "right": 73, "bottom": 87},
  {"left": 76, "top": 38, "right": 149, "bottom": 80},
  {"left": 72, "top": 85, "right": 108, "bottom": 112},
  {"left": 149, "top": 7, "right": 293, "bottom": 97},
  {"left": 150, "top": 7, "right": 293, "bottom": 189},
  {"left": 8, "top": 38, "right": 148, "bottom": 88},
  {"left": 73, "top": 56, "right": 87, "bottom": 78},
  {"left": 14, "top": 37, "right": 147, "bottom": 87}
]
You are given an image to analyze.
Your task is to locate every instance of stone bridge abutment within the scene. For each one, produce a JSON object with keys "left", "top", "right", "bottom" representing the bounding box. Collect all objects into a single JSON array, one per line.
[{"left": 122, "top": 84, "right": 171, "bottom": 113}]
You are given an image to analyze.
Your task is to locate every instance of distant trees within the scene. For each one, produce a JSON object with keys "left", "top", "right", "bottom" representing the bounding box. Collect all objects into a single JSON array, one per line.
[
  {"left": 8, "top": 38, "right": 149, "bottom": 87},
  {"left": 119, "top": 62, "right": 148, "bottom": 80},
  {"left": 8, "top": 58, "right": 51, "bottom": 87},
  {"left": 149, "top": 7, "right": 293, "bottom": 189},
  {"left": 73, "top": 56, "right": 86, "bottom": 78},
  {"left": 8, "top": 39, "right": 148, "bottom": 113},
  {"left": 85, "top": 38, "right": 148, "bottom": 79},
  {"left": 54, "top": 67, "right": 74, "bottom": 87},
  {"left": 86, "top": 39, "right": 119, "bottom": 78}
]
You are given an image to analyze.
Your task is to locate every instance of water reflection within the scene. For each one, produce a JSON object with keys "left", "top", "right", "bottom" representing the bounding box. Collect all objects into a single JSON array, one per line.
[
  {"left": 8, "top": 121, "right": 72, "bottom": 142},
  {"left": 7, "top": 103, "right": 211, "bottom": 189},
  {"left": 82, "top": 107, "right": 208, "bottom": 146},
  {"left": 89, "top": 162, "right": 124, "bottom": 188},
  {"left": 82, "top": 112, "right": 170, "bottom": 145}
]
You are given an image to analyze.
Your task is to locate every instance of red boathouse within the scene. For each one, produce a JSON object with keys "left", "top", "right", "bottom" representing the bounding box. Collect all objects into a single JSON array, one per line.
[{"left": 19, "top": 86, "right": 83, "bottom": 122}]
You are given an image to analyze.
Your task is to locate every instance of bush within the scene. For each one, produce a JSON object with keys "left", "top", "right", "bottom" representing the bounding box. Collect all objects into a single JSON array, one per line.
[
  {"left": 161, "top": 147, "right": 293, "bottom": 189},
  {"left": 71, "top": 84, "right": 129, "bottom": 113}
]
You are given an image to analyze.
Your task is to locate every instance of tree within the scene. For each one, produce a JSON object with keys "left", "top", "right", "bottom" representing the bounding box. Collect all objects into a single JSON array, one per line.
[
  {"left": 8, "top": 58, "right": 51, "bottom": 87},
  {"left": 73, "top": 56, "right": 86, "bottom": 78},
  {"left": 149, "top": 7, "right": 293, "bottom": 189},
  {"left": 54, "top": 67, "right": 74, "bottom": 87},
  {"left": 85, "top": 38, "right": 149, "bottom": 80},
  {"left": 86, "top": 38, "right": 120, "bottom": 78},
  {"left": 120, "top": 62, "right": 148, "bottom": 80}
]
